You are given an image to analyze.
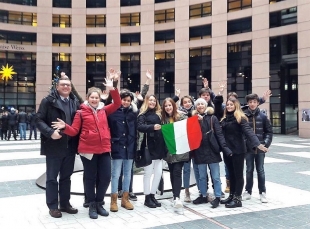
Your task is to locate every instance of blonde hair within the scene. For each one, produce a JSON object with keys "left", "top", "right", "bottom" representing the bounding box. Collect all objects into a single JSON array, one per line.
[
  {"left": 138, "top": 94, "right": 161, "bottom": 117},
  {"left": 222, "top": 98, "right": 248, "bottom": 123},
  {"left": 87, "top": 87, "right": 102, "bottom": 98}
]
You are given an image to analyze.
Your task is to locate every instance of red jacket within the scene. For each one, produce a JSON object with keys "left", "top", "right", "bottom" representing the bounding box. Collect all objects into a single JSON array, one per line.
[{"left": 63, "top": 89, "right": 121, "bottom": 154}]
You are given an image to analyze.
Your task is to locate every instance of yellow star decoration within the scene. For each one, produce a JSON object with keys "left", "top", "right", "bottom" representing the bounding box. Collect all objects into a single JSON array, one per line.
[{"left": 0, "top": 64, "right": 17, "bottom": 81}]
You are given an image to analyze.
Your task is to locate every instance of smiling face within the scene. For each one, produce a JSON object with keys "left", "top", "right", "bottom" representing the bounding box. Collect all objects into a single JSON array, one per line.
[
  {"left": 121, "top": 96, "right": 132, "bottom": 108},
  {"left": 182, "top": 97, "right": 193, "bottom": 109},
  {"left": 87, "top": 92, "right": 100, "bottom": 108},
  {"left": 56, "top": 79, "right": 72, "bottom": 97},
  {"left": 148, "top": 96, "right": 157, "bottom": 109},
  {"left": 196, "top": 102, "right": 207, "bottom": 114},
  {"left": 226, "top": 100, "right": 236, "bottom": 112},
  {"left": 200, "top": 92, "right": 210, "bottom": 102},
  {"left": 248, "top": 99, "right": 259, "bottom": 111},
  {"left": 164, "top": 100, "right": 174, "bottom": 116}
]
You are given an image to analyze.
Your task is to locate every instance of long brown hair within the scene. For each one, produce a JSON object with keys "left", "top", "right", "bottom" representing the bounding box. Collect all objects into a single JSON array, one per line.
[
  {"left": 161, "top": 98, "right": 180, "bottom": 123},
  {"left": 138, "top": 94, "right": 161, "bottom": 117},
  {"left": 222, "top": 98, "right": 248, "bottom": 123}
]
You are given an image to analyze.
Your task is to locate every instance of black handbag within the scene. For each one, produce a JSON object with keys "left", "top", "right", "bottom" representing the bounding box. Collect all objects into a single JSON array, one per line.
[
  {"left": 135, "top": 132, "right": 152, "bottom": 168},
  {"left": 206, "top": 116, "right": 220, "bottom": 153}
]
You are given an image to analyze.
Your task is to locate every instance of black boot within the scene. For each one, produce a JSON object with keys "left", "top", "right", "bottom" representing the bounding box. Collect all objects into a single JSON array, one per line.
[
  {"left": 193, "top": 194, "right": 208, "bottom": 205},
  {"left": 144, "top": 195, "right": 156, "bottom": 208},
  {"left": 96, "top": 202, "right": 109, "bottom": 216},
  {"left": 150, "top": 194, "right": 161, "bottom": 207},
  {"left": 220, "top": 193, "right": 234, "bottom": 204},
  {"left": 89, "top": 202, "right": 98, "bottom": 219},
  {"left": 225, "top": 195, "right": 242, "bottom": 208},
  {"left": 210, "top": 197, "right": 220, "bottom": 208}
]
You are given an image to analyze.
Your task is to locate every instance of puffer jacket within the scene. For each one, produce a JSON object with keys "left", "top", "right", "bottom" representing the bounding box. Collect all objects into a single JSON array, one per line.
[
  {"left": 63, "top": 89, "right": 121, "bottom": 154},
  {"left": 163, "top": 114, "right": 190, "bottom": 164},
  {"left": 221, "top": 112, "right": 261, "bottom": 155},
  {"left": 193, "top": 107, "right": 232, "bottom": 164},
  {"left": 244, "top": 108, "right": 273, "bottom": 153},
  {"left": 137, "top": 109, "right": 166, "bottom": 160},
  {"left": 108, "top": 103, "right": 138, "bottom": 159}
]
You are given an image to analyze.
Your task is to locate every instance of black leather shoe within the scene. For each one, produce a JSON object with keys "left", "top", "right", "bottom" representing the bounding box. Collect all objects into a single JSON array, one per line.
[
  {"left": 60, "top": 204, "right": 78, "bottom": 214},
  {"left": 49, "top": 209, "right": 62, "bottom": 218},
  {"left": 220, "top": 194, "right": 234, "bottom": 204},
  {"left": 225, "top": 195, "right": 242, "bottom": 208},
  {"left": 150, "top": 194, "right": 161, "bottom": 207}
]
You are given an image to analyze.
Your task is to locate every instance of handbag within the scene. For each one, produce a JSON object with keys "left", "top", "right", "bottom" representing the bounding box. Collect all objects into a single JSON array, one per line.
[
  {"left": 135, "top": 132, "right": 152, "bottom": 168},
  {"left": 206, "top": 115, "right": 220, "bottom": 153}
]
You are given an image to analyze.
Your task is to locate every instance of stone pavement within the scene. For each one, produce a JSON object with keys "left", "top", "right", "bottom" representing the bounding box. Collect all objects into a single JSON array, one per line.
[{"left": 0, "top": 132, "right": 310, "bottom": 229}]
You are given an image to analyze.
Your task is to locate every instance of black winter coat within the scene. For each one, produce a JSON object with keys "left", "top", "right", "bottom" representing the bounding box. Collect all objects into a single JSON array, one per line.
[
  {"left": 7, "top": 111, "right": 18, "bottom": 126},
  {"left": 137, "top": 109, "right": 166, "bottom": 160},
  {"left": 244, "top": 108, "right": 273, "bottom": 153},
  {"left": 35, "top": 90, "right": 80, "bottom": 156},
  {"left": 18, "top": 111, "right": 28, "bottom": 123},
  {"left": 193, "top": 108, "right": 232, "bottom": 165},
  {"left": 1, "top": 114, "right": 8, "bottom": 130},
  {"left": 221, "top": 112, "right": 261, "bottom": 155},
  {"left": 108, "top": 105, "right": 138, "bottom": 160},
  {"left": 28, "top": 112, "right": 36, "bottom": 126}
]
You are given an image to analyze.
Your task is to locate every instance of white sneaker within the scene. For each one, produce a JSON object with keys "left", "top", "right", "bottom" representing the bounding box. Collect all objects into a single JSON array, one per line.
[
  {"left": 184, "top": 192, "right": 191, "bottom": 203},
  {"left": 173, "top": 198, "right": 183, "bottom": 208},
  {"left": 260, "top": 192, "right": 268, "bottom": 203},
  {"left": 242, "top": 191, "right": 251, "bottom": 200}
]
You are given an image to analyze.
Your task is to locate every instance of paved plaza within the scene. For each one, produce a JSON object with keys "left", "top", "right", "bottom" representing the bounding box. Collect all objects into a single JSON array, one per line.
[{"left": 0, "top": 133, "right": 310, "bottom": 229}]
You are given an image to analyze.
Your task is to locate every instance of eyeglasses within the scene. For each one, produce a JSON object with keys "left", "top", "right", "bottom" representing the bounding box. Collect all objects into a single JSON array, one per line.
[{"left": 59, "top": 83, "right": 71, "bottom": 87}]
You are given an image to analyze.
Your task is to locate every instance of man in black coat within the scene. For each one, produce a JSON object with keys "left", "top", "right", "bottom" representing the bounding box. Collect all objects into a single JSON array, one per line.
[
  {"left": 28, "top": 109, "right": 37, "bottom": 140},
  {"left": 7, "top": 108, "right": 18, "bottom": 141},
  {"left": 36, "top": 77, "right": 80, "bottom": 218}
]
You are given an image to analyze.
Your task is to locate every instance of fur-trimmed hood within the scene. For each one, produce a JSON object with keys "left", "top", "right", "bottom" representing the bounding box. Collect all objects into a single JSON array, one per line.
[
  {"left": 192, "top": 106, "right": 214, "bottom": 116},
  {"left": 83, "top": 100, "right": 105, "bottom": 110}
]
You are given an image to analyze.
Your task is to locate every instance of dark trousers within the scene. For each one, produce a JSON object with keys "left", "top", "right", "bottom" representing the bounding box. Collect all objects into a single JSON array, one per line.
[
  {"left": 223, "top": 153, "right": 245, "bottom": 196},
  {"left": 1, "top": 129, "right": 7, "bottom": 140},
  {"left": 46, "top": 154, "right": 75, "bottom": 209},
  {"left": 29, "top": 124, "right": 37, "bottom": 140},
  {"left": 7, "top": 124, "right": 16, "bottom": 140},
  {"left": 168, "top": 161, "right": 184, "bottom": 199},
  {"left": 81, "top": 153, "right": 111, "bottom": 203},
  {"left": 245, "top": 153, "right": 266, "bottom": 194},
  {"left": 118, "top": 161, "right": 134, "bottom": 192}
]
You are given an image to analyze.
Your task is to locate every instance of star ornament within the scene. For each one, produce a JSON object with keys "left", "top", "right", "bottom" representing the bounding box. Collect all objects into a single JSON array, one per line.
[{"left": 0, "top": 64, "right": 17, "bottom": 81}]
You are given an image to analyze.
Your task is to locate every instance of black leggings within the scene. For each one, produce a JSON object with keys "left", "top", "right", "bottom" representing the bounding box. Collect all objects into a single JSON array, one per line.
[
  {"left": 168, "top": 161, "right": 184, "bottom": 199},
  {"left": 223, "top": 153, "right": 245, "bottom": 196}
]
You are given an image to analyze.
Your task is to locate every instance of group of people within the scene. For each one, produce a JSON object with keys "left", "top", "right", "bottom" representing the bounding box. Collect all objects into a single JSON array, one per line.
[
  {"left": 35, "top": 69, "right": 273, "bottom": 220},
  {"left": 0, "top": 107, "right": 37, "bottom": 141}
]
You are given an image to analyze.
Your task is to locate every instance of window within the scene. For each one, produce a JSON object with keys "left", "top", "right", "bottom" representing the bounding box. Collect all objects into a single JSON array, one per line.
[
  {"left": 227, "top": 17, "right": 252, "bottom": 35},
  {"left": 189, "top": 25, "right": 211, "bottom": 40},
  {"left": 53, "top": 0, "right": 71, "bottom": 8},
  {"left": 189, "top": 47, "right": 211, "bottom": 99},
  {"left": 0, "top": 0, "right": 37, "bottom": 6},
  {"left": 86, "top": 15, "right": 106, "bottom": 27},
  {"left": 120, "top": 53, "right": 141, "bottom": 92},
  {"left": 189, "top": 2, "right": 212, "bottom": 19},
  {"left": 120, "top": 13, "right": 140, "bottom": 26},
  {"left": 155, "top": 30, "right": 174, "bottom": 44},
  {"left": 52, "top": 53, "right": 71, "bottom": 80},
  {"left": 86, "top": 34, "right": 106, "bottom": 47},
  {"left": 270, "top": 0, "right": 285, "bottom": 3},
  {"left": 52, "top": 15, "right": 71, "bottom": 28},
  {"left": 227, "top": 41, "right": 252, "bottom": 104},
  {"left": 121, "top": 33, "right": 140, "bottom": 46},
  {"left": 155, "top": 0, "right": 174, "bottom": 3},
  {"left": 0, "top": 10, "right": 37, "bottom": 26},
  {"left": 228, "top": 0, "right": 252, "bottom": 12},
  {"left": 155, "top": 50, "right": 175, "bottom": 102},
  {"left": 155, "top": 9, "right": 175, "bottom": 24},
  {"left": 86, "top": 0, "right": 106, "bottom": 8},
  {"left": 0, "top": 30, "right": 36, "bottom": 45},
  {"left": 120, "top": 0, "right": 140, "bottom": 6},
  {"left": 270, "top": 7, "right": 297, "bottom": 28},
  {"left": 86, "top": 53, "right": 106, "bottom": 91},
  {"left": 52, "top": 34, "right": 71, "bottom": 47}
]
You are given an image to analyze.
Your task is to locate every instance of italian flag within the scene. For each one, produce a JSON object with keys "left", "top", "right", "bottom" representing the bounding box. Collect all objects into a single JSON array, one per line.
[{"left": 161, "top": 116, "right": 202, "bottom": 155}]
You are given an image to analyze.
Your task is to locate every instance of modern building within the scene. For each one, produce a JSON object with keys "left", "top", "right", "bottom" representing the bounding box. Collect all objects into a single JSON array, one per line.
[{"left": 0, "top": 0, "right": 309, "bottom": 137}]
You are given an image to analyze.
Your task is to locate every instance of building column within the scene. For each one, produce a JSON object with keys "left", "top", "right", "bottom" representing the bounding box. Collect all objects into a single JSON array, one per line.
[
  {"left": 140, "top": 0, "right": 155, "bottom": 95},
  {"left": 36, "top": 0, "right": 53, "bottom": 108},
  {"left": 174, "top": 0, "right": 189, "bottom": 96},
  {"left": 252, "top": 1, "right": 270, "bottom": 114},
  {"left": 298, "top": 1, "right": 310, "bottom": 138},
  {"left": 211, "top": 0, "right": 228, "bottom": 99}
]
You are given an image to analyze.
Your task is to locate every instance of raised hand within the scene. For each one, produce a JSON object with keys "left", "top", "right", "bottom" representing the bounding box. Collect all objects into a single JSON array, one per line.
[
  {"left": 107, "top": 68, "right": 117, "bottom": 80},
  {"left": 175, "top": 88, "right": 181, "bottom": 97},
  {"left": 51, "top": 118, "right": 66, "bottom": 130},
  {"left": 103, "top": 77, "right": 114, "bottom": 90},
  {"left": 115, "top": 70, "right": 121, "bottom": 81},
  {"left": 203, "top": 78, "right": 209, "bottom": 88},
  {"left": 135, "top": 91, "right": 143, "bottom": 101},
  {"left": 262, "top": 90, "right": 272, "bottom": 102},
  {"left": 146, "top": 70, "right": 152, "bottom": 80},
  {"left": 101, "top": 90, "right": 109, "bottom": 100},
  {"left": 218, "top": 81, "right": 227, "bottom": 95}
]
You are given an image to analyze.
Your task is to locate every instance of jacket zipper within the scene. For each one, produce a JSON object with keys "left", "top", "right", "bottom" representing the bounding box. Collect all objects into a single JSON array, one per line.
[{"left": 253, "top": 116, "right": 257, "bottom": 154}]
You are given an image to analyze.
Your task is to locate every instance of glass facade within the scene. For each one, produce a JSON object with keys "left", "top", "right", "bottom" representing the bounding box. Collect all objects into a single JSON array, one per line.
[
  {"left": 228, "top": 0, "right": 252, "bottom": 12},
  {"left": 155, "top": 9, "right": 175, "bottom": 23},
  {"left": 52, "top": 15, "right": 71, "bottom": 28},
  {"left": 0, "top": 0, "right": 37, "bottom": 6},
  {"left": 121, "top": 33, "right": 140, "bottom": 46},
  {"left": 86, "top": 0, "right": 106, "bottom": 8},
  {"left": 270, "top": 7, "right": 297, "bottom": 28},
  {"left": 0, "top": 30, "right": 36, "bottom": 45},
  {"left": 155, "top": 30, "right": 174, "bottom": 44},
  {"left": 227, "top": 17, "right": 252, "bottom": 35},
  {"left": 0, "top": 10, "right": 37, "bottom": 26},
  {"left": 86, "top": 54, "right": 106, "bottom": 91},
  {"left": 189, "top": 24, "right": 211, "bottom": 40},
  {"left": 189, "top": 2, "right": 212, "bottom": 19},
  {"left": 120, "top": 13, "right": 140, "bottom": 26},
  {"left": 0, "top": 51, "right": 36, "bottom": 111},
  {"left": 120, "top": 53, "right": 140, "bottom": 92}
]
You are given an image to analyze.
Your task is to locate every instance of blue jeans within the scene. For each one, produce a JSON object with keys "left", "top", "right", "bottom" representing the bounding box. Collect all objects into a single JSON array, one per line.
[
  {"left": 197, "top": 164, "right": 208, "bottom": 197},
  {"left": 208, "top": 163, "right": 222, "bottom": 198},
  {"left": 245, "top": 153, "right": 266, "bottom": 194},
  {"left": 183, "top": 161, "right": 191, "bottom": 189},
  {"left": 111, "top": 159, "right": 133, "bottom": 194},
  {"left": 192, "top": 159, "right": 200, "bottom": 191},
  {"left": 19, "top": 123, "right": 27, "bottom": 140}
]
